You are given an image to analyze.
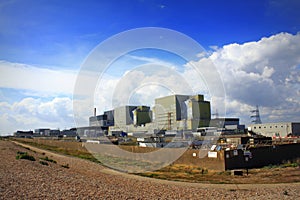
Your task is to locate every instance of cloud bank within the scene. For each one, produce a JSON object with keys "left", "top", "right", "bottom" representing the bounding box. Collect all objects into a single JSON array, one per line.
[
  {"left": 205, "top": 32, "right": 300, "bottom": 123},
  {"left": 0, "top": 61, "right": 77, "bottom": 95},
  {"left": 0, "top": 32, "right": 299, "bottom": 135}
]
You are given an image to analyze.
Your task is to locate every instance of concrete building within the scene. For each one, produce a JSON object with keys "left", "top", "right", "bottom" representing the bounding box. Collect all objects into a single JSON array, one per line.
[
  {"left": 89, "top": 109, "right": 114, "bottom": 128},
  {"left": 137, "top": 136, "right": 166, "bottom": 148},
  {"left": 89, "top": 115, "right": 107, "bottom": 127},
  {"left": 76, "top": 126, "right": 106, "bottom": 138},
  {"left": 49, "top": 129, "right": 60, "bottom": 136},
  {"left": 61, "top": 128, "right": 77, "bottom": 137},
  {"left": 207, "top": 118, "right": 245, "bottom": 135},
  {"left": 133, "top": 106, "right": 152, "bottom": 126},
  {"left": 114, "top": 106, "right": 137, "bottom": 127},
  {"left": 248, "top": 122, "right": 300, "bottom": 138},
  {"left": 154, "top": 94, "right": 211, "bottom": 131},
  {"left": 210, "top": 118, "right": 240, "bottom": 128},
  {"left": 34, "top": 128, "right": 50, "bottom": 136},
  {"left": 14, "top": 130, "right": 34, "bottom": 138},
  {"left": 185, "top": 95, "right": 211, "bottom": 129},
  {"left": 154, "top": 94, "right": 190, "bottom": 130},
  {"left": 104, "top": 110, "right": 114, "bottom": 126}
]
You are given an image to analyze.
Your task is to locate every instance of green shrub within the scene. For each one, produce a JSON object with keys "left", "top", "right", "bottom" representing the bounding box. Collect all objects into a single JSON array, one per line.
[
  {"left": 201, "top": 168, "right": 208, "bottom": 174},
  {"left": 17, "top": 151, "right": 27, "bottom": 155},
  {"left": 40, "top": 156, "right": 57, "bottom": 164},
  {"left": 39, "top": 161, "right": 49, "bottom": 166},
  {"left": 61, "top": 164, "right": 69, "bottom": 169},
  {"left": 16, "top": 151, "right": 35, "bottom": 161},
  {"left": 263, "top": 164, "right": 277, "bottom": 169},
  {"left": 281, "top": 162, "right": 299, "bottom": 168}
]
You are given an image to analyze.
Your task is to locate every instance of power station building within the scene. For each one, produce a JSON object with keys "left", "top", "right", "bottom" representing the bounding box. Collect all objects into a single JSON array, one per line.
[
  {"left": 133, "top": 106, "right": 152, "bottom": 126},
  {"left": 89, "top": 110, "right": 114, "bottom": 127},
  {"left": 154, "top": 94, "right": 211, "bottom": 131},
  {"left": 70, "top": 94, "right": 300, "bottom": 139},
  {"left": 88, "top": 94, "right": 211, "bottom": 134},
  {"left": 113, "top": 106, "right": 152, "bottom": 128},
  {"left": 248, "top": 122, "right": 300, "bottom": 138}
]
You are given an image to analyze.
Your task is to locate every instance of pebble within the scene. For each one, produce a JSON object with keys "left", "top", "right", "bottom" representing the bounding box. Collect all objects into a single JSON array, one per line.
[{"left": 0, "top": 141, "right": 299, "bottom": 200}]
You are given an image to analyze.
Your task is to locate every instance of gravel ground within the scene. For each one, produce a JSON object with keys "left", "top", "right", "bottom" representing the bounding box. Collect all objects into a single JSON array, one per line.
[{"left": 0, "top": 140, "right": 299, "bottom": 200}]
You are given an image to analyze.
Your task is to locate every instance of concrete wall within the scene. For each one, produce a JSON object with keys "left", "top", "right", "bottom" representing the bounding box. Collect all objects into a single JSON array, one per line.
[{"left": 224, "top": 143, "right": 300, "bottom": 170}]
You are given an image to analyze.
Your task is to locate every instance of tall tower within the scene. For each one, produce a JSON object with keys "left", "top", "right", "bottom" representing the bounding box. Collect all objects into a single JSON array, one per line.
[{"left": 250, "top": 105, "right": 262, "bottom": 124}]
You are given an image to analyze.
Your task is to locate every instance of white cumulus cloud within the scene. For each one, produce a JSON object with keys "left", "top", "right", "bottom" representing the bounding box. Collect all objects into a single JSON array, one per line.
[
  {"left": 0, "top": 97, "right": 75, "bottom": 135},
  {"left": 191, "top": 32, "right": 300, "bottom": 125}
]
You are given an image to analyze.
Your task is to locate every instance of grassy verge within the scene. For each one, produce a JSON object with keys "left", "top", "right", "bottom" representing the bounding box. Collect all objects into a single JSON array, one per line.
[{"left": 12, "top": 138, "right": 100, "bottom": 163}]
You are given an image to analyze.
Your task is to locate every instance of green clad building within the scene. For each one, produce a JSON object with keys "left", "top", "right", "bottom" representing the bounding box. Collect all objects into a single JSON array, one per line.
[{"left": 154, "top": 94, "right": 211, "bottom": 131}]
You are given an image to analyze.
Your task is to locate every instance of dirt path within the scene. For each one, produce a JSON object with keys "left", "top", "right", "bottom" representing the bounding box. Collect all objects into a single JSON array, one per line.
[{"left": 1, "top": 140, "right": 299, "bottom": 199}]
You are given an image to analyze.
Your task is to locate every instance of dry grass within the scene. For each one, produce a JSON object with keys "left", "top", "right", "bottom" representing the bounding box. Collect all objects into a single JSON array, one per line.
[
  {"left": 12, "top": 138, "right": 99, "bottom": 163},
  {"left": 138, "top": 163, "right": 300, "bottom": 184},
  {"left": 12, "top": 138, "right": 300, "bottom": 184}
]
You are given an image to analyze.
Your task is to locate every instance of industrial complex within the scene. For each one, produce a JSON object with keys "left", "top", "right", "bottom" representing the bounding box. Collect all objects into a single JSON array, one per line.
[
  {"left": 86, "top": 94, "right": 245, "bottom": 137},
  {"left": 14, "top": 93, "right": 300, "bottom": 139},
  {"left": 81, "top": 93, "right": 299, "bottom": 139},
  {"left": 13, "top": 93, "right": 300, "bottom": 171}
]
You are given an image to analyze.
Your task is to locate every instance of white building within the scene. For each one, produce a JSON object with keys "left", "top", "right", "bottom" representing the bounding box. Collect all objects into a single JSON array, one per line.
[{"left": 248, "top": 122, "right": 300, "bottom": 138}]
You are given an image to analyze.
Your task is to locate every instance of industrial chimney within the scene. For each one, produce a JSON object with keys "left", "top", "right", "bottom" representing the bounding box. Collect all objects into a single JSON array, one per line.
[{"left": 94, "top": 108, "right": 96, "bottom": 117}]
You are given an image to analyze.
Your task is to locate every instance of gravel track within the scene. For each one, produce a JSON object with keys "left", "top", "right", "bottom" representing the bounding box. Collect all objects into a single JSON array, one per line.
[{"left": 0, "top": 140, "right": 299, "bottom": 199}]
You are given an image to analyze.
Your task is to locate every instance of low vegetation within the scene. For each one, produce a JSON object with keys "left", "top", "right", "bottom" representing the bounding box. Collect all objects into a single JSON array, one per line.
[
  {"left": 39, "top": 160, "right": 49, "bottom": 166},
  {"left": 16, "top": 151, "right": 36, "bottom": 161},
  {"left": 137, "top": 162, "right": 300, "bottom": 184},
  {"left": 137, "top": 164, "right": 213, "bottom": 183},
  {"left": 263, "top": 162, "right": 299, "bottom": 169},
  {"left": 13, "top": 138, "right": 100, "bottom": 163},
  {"left": 12, "top": 138, "right": 300, "bottom": 184},
  {"left": 61, "top": 163, "right": 69, "bottom": 169},
  {"left": 40, "top": 156, "right": 57, "bottom": 164}
]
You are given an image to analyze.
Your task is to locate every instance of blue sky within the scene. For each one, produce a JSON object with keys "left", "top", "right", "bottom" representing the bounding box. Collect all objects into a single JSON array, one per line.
[
  {"left": 0, "top": 0, "right": 300, "bottom": 135},
  {"left": 1, "top": 0, "right": 299, "bottom": 67}
]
